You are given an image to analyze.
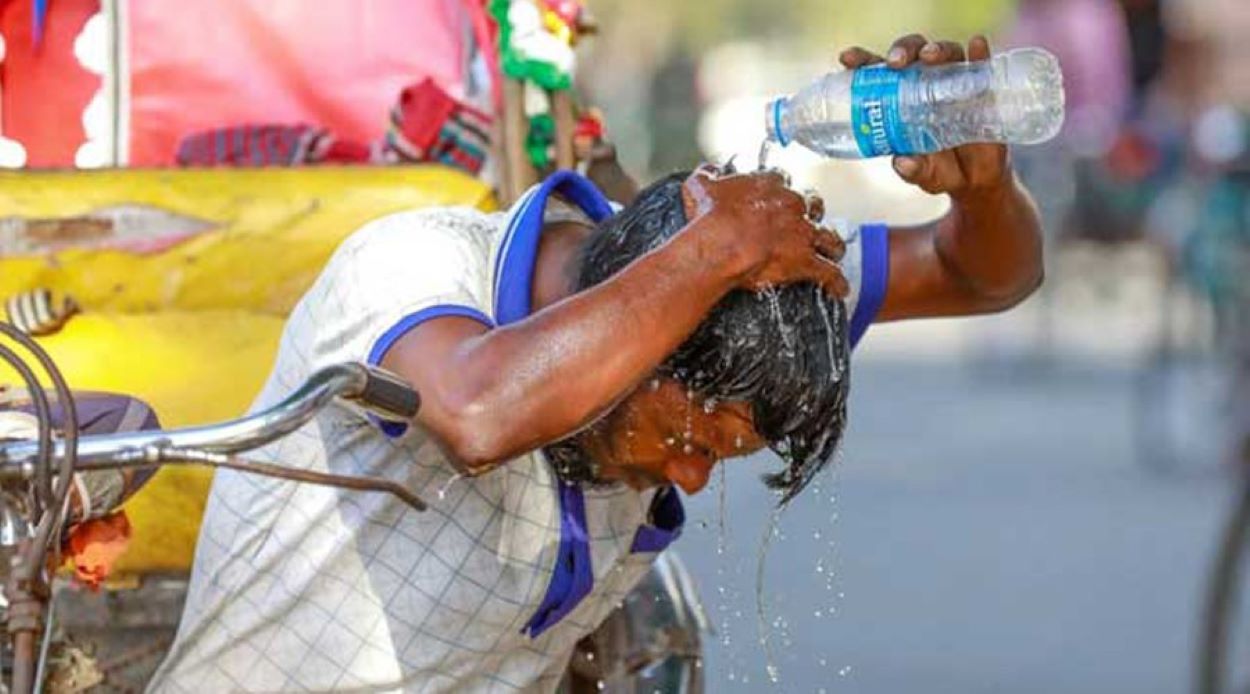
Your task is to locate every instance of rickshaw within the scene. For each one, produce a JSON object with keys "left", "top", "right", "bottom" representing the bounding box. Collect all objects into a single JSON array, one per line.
[{"left": 0, "top": 1, "right": 707, "bottom": 690}]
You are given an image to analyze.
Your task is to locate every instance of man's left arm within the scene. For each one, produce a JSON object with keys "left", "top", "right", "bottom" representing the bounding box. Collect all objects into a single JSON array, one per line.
[{"left": 842, "top": 34, "right": 1045, "bottom": 322}]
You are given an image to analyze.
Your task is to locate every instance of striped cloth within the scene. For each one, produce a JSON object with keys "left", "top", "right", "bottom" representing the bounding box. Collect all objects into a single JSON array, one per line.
[
  {"left": 381, "top": 78, "right": 492, "bottom": 174},
  {"left": 173, "top": 79, "right": 491, "bottom": 174},
  {"left": 174, "top": 124, "right": 370, "bottom": 167},
  {"left": 5, "top": 288, "right": 78, "bottom": 336}
]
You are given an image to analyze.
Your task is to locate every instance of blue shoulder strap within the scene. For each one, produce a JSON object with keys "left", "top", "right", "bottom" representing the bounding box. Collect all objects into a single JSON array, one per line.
[
  {"left": 500, "top": 172, "right": 614, "bottom": 639},
  {"left": 493, "top": 170, "right": 615, "bottom": 326}
]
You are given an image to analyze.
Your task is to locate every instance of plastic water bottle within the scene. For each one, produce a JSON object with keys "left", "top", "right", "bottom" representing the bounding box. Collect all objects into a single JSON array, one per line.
[{"left": 764, "top": 48, "right": 1065, "bottom": 159}]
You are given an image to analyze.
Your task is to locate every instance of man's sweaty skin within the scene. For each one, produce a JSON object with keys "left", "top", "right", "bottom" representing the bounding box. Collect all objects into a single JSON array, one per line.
[
  {"left": 384, "top": 34, "right": 1045, "bottom": 490},
  {"left": 382, "top": 168, "right": 845, "bottom": 476}
]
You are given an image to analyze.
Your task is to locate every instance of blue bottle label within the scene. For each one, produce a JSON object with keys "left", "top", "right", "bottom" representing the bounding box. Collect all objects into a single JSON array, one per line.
[{"left": 851, "top": 65, "right": 921, "bottom": 157}]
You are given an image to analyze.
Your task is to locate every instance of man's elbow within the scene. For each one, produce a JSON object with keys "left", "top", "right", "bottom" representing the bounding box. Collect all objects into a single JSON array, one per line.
[
  {"left": 437, "top": 409, "right": 506, "bottom": 471},
  {"left": 977, "top": 261, "right": 1044, "bottom": 314},
  {"left": 432, "top": 392, "right": 520, "bottom": 471}
]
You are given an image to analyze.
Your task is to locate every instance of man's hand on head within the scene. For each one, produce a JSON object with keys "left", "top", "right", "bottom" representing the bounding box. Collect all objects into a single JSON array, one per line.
[
  {"left": 679, "top": 165, "right": 849, "bottom": 299},
  {"left": 839, "top": 34, "right": 1012, "bottom": 200}
]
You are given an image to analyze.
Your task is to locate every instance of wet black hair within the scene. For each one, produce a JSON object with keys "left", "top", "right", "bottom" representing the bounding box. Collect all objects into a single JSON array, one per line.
[{"left": 549, "top": 172, "right": 851, "bottom": 505}]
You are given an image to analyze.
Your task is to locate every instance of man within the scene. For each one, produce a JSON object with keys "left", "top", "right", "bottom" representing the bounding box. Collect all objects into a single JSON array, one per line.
[{"left": 151, "top": 35, "right": 1041, "bottom": 692}]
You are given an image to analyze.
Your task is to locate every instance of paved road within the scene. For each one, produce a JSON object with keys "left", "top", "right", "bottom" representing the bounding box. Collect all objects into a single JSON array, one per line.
[{"left": 677, "top": 358, "right": 1235, "bottom": 693}]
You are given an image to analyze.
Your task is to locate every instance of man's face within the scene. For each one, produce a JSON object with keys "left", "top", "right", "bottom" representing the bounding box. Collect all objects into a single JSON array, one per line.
[{"left": 582, "top": 378, "right": 768, "bottom": 494}]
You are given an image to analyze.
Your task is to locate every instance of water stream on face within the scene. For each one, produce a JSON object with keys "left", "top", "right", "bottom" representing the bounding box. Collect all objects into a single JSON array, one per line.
[
  {"left": 816, "top": 286, "right": 844, "bottom": 383},
  {"left": 717, "top": 465, "right": 728, "bottom": 556},
  {"left": 436, "top": 472, "right": 464, "bottom": 501},
  {"left": 713, "top": 464, "right": 746, "bottom": 683},
  {"left": 755, "top": 503, "right": 787, "bottom": 684}
]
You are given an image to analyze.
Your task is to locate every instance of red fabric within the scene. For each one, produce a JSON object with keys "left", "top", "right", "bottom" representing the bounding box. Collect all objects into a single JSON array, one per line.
[
  {"left": 394, "top": 79, "right": 460, "bottom": 154},
  {"left": 383, "top": 78, "right": 491, "bottom": 173},
  {"left": 127, "top": 0, "right": 493, "bottom": 166},
  {"left": 575, "top": 112, "right": 605, "bottom": 141},
  {"left": 64, "top": 511, "right": 132, "bottom": 589},
  {"left": 0, "top": 0, "right": 100, "bottom": 167}
]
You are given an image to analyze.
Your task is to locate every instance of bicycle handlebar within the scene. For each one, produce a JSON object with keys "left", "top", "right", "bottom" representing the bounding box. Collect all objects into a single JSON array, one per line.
[{"left": 0, "top": 362, "right": 420, "bottom": 480}]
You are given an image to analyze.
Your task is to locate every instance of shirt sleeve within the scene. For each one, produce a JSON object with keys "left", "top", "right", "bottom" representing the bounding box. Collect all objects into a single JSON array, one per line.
[
  {"left": 827, "top": 217, "right": 890, "bottom": 349},
  {"left": 290, "top": 208, "right": 495, "bottom": 434}
]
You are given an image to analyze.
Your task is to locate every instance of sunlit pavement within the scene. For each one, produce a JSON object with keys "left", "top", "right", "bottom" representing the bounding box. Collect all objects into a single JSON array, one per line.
[{"left": 678, "top": 356, "right": 1231, "bottom": 693}]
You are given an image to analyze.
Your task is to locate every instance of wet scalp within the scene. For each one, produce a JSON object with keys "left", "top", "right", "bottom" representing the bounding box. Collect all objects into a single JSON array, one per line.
[{"left": 572, "top": 173, "right": 851, "bottom": 505}]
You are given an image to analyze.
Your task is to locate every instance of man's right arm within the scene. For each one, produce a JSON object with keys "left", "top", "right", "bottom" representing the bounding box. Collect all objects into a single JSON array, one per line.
[{"left": 381, "top": 170, "right": 846, "bottom": 473}]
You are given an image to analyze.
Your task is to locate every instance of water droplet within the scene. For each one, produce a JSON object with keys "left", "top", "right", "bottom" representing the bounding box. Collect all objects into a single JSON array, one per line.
[
  {"left": 819, "top": 657, "right": 828, "bottom": 667},
  {"left": 596, "top": 680, "right": 605, "bottom": 691},
  {"left": 839, "top": 666, "right": 852, "bottom": 677},
  {"left": 734, "top": 434, "right": 744, "bottom": 450},
  {"left": 682, "top": 443, "right": 694, "bottom": 455},
  {"left": 649, "top": 378, "right": 661, "bottom": 391},
  {"left": 765, "top": 664, "right": 781, "bottom": 684},
  {"left": 664, "top": 436, "right": 676, "bottom": 447},
  {"left": 585, "top": 651, "right": 594, "bottom": 661},
  {"left": 702, "top": 398, "right": 718, "bottom": 414},
  {"left": 814, "top": 610, "right": 822, "bottom": 618}
]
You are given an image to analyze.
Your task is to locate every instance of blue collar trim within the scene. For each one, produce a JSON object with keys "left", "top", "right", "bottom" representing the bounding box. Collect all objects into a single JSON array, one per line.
[
  {"left": 506, "top": 173, "right": 687, "bottom": 638},
  {"left": 502, "top": 172, "right": 613, "bottom": 639},
  {"left": 493, "top": 170, "right": 615, "bottom": 326}
]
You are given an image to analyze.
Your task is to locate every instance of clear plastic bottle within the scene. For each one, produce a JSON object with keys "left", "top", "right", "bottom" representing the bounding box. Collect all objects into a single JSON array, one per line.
[{"left": 764, "top": 47, "right": 1065, "bottom": 159}]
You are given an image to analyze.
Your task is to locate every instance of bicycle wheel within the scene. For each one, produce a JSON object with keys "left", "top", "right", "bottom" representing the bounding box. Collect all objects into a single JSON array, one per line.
[{"left": 1197, "top": 470, "right": 1250, "bottom": 694}]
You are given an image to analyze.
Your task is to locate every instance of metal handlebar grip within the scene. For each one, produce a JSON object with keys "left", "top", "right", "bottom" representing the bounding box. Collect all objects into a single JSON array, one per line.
[{"left": 355, "top": 365, "right": 421, "bottom": 421}]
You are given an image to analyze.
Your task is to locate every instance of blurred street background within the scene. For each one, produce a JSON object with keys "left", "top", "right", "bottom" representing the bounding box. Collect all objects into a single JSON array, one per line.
[
  {"left": 5, "top": 0, "right": 1250, "bottom": 691},
  {"left": 572, "top": 0, "right": 1250, "bottom": 690}
]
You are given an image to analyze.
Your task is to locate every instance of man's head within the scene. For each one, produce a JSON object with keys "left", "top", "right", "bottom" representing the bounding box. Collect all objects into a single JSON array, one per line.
[{"left": 547, "top": 172, "right": 851, "bottom": 505}]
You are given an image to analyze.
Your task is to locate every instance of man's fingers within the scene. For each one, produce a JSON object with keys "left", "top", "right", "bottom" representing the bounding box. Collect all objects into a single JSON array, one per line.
[
  {"left": 968, "top": 35, "right": 991, "bottom": 62},
  {"left": 919, "top": 40, "right": 966, "bottom": 65},
  {"left": 893, "top": 153, "right": 968, "bottom": 194},
  {"left": 893, "top": 156, "right": 923, "bottom": 183},
  {"left": 923, "top": 152, "right": 969, "bottom": 193},
  {"left": 803, "top": 190, "right": 826, "bottom": 223},
  {"left": 838, "top": 46, "right": 883, "bottom": 69},
  {"left": 812, "top": 227, "right": 846, "bottom": 262},
  {"left": 952, "top": 142, "right": 1010, "bottom": 188},
  {"left": 886, "top": 34, "right": 928, "bottom": 68},
  {"left": 811, "top": 256, "right": 851, "bottom": 299}
]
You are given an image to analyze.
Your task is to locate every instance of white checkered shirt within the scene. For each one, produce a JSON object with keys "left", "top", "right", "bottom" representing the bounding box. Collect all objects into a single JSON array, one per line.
[{"left": 149, "top": 199, "right": 877, "bottom": 693}]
